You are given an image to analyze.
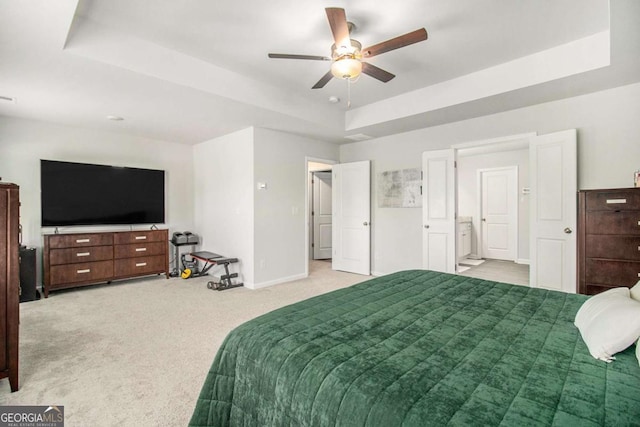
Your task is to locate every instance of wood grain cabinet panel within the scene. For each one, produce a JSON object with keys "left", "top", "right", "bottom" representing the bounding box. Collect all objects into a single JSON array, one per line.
[
  {"left": 114, "top": 255, "right": 166, "bottom": 277},
  {"left": 585, "top": 235, "right": 640, "bottom": 261},
  {"left": 113, "top": 242, "right": 165, "bottom": 259},
  {"left": 0, "top": 183, "right": 20, "bottom": 391},
  {"left": 114, "top": 231, "right": 165, "bottom": 245},
  {"left": 49, "top": 246, "right": 113, "bottom": 265},
  {"left": 586, "top": 190, "right": 640, "bottom": 211},
  {"left": 43, "top": 229, "right": 168, "bottom": 296},
  {"left": 48, "top": 233, "right": 113, "bottom": 248},
  {"left": 50, "top": 261, "right": 113, "bottom": 285},
  {"left": 578, "top": 187, "right": 640, "bottom": 294},
  {"left": 585, "top": 259, "right": 640, "bottom": 287}
]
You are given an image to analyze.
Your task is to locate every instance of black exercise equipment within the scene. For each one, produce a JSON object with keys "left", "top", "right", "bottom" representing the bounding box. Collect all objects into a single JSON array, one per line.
[{"left": 189, "top": 251, "right": 243, "bottom": 291}]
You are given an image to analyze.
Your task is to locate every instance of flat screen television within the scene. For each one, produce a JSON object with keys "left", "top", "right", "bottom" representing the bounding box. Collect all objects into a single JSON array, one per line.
[{"left": 41, "top": 160, "right": 165, "bottom": 226}]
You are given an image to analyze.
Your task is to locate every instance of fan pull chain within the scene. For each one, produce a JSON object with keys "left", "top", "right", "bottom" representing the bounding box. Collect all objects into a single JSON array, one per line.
[{"left": 347, "top": 78, "right": 352, "bottom": 109}]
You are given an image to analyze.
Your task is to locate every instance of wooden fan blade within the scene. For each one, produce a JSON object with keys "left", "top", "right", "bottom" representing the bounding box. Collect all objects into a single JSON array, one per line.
[
  {"left": 362, "top": 62, "right": 395, "bottom": 83},
  {"left": 325, "top": 7, "right": 350, "bottom": 48},
  {"left": 312, "top": 70, "right": 334, "bottom": 89},
  {"left": 362, "top": 28, "right": 428, "bottom": 58},
  {"left": 268, "top": 53, "right": 331, "bottom": 61}
]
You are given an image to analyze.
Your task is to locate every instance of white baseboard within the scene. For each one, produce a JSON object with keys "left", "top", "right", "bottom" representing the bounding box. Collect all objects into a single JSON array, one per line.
[
  {"left": 516, "top": 258, "right": 530, "bottom": 265},
  {"left": 371, "top": 271, "right": 385, "bottom": 277},
  {"left": 246, "top": 273, "right": 308, "bottom": 290}
]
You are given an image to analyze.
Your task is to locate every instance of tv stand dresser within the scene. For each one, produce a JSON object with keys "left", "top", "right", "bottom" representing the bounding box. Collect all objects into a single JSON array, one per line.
[{"left": 43, "top": 229, "right": 169, "bottom": 297}]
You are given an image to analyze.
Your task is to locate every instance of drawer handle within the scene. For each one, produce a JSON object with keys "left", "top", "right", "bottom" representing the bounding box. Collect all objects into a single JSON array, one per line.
[
  {"left": 606, "top": 198, "right": 626, "bottom": 204},
  {"left": 77, "top": 269, "right": 91, "bottom": 274},
  {"left": 135, "top": 236, "right": 147, "bottom": 240},
  {"left": 135, "top": 248, "right": 147, "bottom": 252},
  {"left": 76, "top": 252, "right": 91, "bottom": 257},
  {"left": 136, "top": 262, "right": 147, "bottom": 267},
  {"left": 76, "top": 238, "right": 91, "bottom": 243}
]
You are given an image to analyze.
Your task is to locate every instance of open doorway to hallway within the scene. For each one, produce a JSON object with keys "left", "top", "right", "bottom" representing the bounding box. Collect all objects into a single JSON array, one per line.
[{"left": 307, "top": 161, "right": 333, "bottom": 263}]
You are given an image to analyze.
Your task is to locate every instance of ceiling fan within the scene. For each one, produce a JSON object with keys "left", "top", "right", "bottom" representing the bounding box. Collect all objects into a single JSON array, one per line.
[{"left": 268, "top": 7, "right": 428, "bottom": 89}]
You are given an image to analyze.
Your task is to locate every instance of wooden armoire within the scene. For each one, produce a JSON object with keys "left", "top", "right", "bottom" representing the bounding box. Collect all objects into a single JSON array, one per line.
[{"left": 0, "top": 182, "right": 19, "bottom": 391}]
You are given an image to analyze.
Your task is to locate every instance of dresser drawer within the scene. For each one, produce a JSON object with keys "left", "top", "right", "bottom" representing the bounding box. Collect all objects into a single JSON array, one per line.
[
  {"left": 50, "top": 260, "right": 113, "bottom": 285},
  {"left": 585, "top": 259, "right": 640, "bottom": 287},
  {"left": 49, "top": 246, "right": 113, "bottom": 265},
  {"left": 114, "top": 230, "right": 166, "bottom": 245},
  {"left": 585, "top": 211, "right": 640, "bottom": 235},
  {"left": 114, "top": 242, "right": 165, "bottom": 259},
  {"left": 114, "top": 255, "right": 166, "bottom": 277},
  {"left": 586, "top": 189, "right": 640, "bottom": 211},
  {"left": 585, "top": 235, "right": 640, "bottom": 261},
  {"left": 48, "top": 233, "right": 113, "bottom": 248}
]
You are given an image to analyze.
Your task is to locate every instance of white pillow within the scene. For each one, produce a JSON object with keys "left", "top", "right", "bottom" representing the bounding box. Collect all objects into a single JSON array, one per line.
[
  {"left": 631, "top": 280, "right": 640, "bottom": 302},
  {"left": 574, "top": 287, "right": 640, "bottom": 362}
]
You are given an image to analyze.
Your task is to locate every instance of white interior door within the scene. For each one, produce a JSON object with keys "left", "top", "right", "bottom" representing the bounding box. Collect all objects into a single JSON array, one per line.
[
  {"left": 530, "top": 129, "right": 577, "bottom": 293},
  {"left": 422, "top": 149, "right": 457, "bottom": 273},
  {"left": 332, "top": 161, "right": 370, "bottom": 275},
  {"left": 312, "top": 172, "right": 332, "bottom": 259},
  {"left": 480, "top": 167, "right": 518, "bottom": 261}
]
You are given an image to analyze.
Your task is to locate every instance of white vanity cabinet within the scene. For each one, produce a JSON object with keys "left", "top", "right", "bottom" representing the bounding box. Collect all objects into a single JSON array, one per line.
[{"left": 458, "top": 220, "right": 472, "bottom": 259}]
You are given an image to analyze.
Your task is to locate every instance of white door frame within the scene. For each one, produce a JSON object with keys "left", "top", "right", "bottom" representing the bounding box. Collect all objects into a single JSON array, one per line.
[
  {"left": 476, "top": 166, "right": 519, "bottom": 261},
  {"left": 305, "top": 157, "right": 337, "bottom": 277}
]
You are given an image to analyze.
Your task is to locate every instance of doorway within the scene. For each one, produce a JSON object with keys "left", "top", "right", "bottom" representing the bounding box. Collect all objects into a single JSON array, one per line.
[
  {"left": 306, "top": 159, "right": 335, "bottom": 277},
  {"left": 455, "top": 140, "right": 530, "bottom": 282},
  {"left": 311, "top": 171, "right": 332, "bottom": 260}
]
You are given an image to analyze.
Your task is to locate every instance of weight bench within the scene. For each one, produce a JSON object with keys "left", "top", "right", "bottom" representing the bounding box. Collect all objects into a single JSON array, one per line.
[{"left": 189, "top": 251, "right": 243, "bottom": 291}]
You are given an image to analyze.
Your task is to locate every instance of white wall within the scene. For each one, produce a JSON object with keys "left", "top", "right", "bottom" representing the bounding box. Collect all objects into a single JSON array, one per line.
[
  {"left": 340, "top": 81, "right": 640, "bottom": 275},
  {"left": 0, "top": 116, "right": 195, "bottom": 282},
  {"left": 193, "top": 128, "right": 254, "bottom": 286},
  {"left": 253, "top": 128, "right": 338, "bottom": 287},
  {"left": 457, "top": 148, "right": 529, "bottom": 262}
]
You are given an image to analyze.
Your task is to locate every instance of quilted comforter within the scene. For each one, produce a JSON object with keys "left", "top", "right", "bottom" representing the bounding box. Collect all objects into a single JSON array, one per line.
[{"left": 190, "top": 270, "right": 640, "bottom": 426}]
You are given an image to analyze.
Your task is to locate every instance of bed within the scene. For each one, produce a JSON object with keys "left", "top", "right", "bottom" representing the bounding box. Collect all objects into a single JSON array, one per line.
[{"left": 189, "top": 270, "right": 640, "bottom": 426}]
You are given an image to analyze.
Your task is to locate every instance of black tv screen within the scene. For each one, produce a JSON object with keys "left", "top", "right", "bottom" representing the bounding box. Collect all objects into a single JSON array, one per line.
[{"left": 41, "top": 160, "right": 165, "bottom": 226}]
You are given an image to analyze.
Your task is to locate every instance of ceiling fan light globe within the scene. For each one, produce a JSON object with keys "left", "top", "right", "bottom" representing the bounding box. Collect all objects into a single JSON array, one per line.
[{"left": 331, "top": 58, "right": 362, "bottom": 80}]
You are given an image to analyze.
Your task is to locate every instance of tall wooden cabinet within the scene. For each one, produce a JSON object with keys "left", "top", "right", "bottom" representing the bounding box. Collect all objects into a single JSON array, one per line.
[
  {"left": 0, "top": 183, "right": 19, "bottom": 392},
  {"left": 578, "top": 187, "right": 640, "bottom": 295}
]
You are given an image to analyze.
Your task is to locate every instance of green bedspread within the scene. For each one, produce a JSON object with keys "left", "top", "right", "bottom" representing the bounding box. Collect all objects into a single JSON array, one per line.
[{"left": 190, "top": 270, "right": 640, "bottom": 426}]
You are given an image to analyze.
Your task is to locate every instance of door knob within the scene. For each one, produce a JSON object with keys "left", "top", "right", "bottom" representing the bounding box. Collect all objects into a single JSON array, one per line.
[
  {"left": 363, "top": 221, "right": 369, "bottom": 226},
  {"left": 424, "top": 225, "right": 430, "bottom": 229},
  {"left": 564, "top": 227, "right": 572, "bottom": 234},
  {"left": 482, "top": 218, "right": 486, "bottom": 222}
]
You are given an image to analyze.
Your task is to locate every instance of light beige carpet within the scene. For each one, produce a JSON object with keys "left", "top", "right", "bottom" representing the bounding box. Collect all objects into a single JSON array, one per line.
[{"left": 0, "top": 261, "right": 369, "bottom": 426}]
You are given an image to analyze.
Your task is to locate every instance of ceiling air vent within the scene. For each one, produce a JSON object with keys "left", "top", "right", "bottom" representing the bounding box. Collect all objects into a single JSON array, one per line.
[{"left": 344, "top": 133, "right": 373, "bottom": 142}]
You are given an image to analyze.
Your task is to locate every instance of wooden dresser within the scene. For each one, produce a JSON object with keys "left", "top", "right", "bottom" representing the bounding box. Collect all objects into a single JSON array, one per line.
[
  {"left": 43, "top": 229, "right": 169, "bottom": 297},
  {"left": 578, "top": 187, "right": 640, "bottom": 294},
  {"left": 0, "top": 183, "right": 20, "bottom": 392}
]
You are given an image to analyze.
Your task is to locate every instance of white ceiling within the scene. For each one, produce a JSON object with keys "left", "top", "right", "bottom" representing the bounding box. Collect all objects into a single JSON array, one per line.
[{"left": 1, "top": 0, "right": 637, "bottom": 145}]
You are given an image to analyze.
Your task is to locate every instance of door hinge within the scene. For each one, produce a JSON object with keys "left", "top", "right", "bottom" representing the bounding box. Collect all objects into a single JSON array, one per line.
[
  {"left": 312, "top": 243, "right": 314, "bottom": 248},
  {"left": 454, "top": 161, "right": 457, "bottom": 168},
  {"left": 312, "top": 211, "right": 314, "bottom": 216}
]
